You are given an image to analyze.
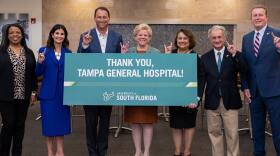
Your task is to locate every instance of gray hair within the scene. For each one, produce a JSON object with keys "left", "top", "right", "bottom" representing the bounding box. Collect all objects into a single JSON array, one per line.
[{"left": 208, "top": 25, "right": 227, "bottom": 38}]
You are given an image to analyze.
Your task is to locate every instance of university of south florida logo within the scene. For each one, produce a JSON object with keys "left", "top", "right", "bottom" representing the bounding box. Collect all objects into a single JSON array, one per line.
[{"left": 103, "top": 92, "right": 115, "bottom": 102}]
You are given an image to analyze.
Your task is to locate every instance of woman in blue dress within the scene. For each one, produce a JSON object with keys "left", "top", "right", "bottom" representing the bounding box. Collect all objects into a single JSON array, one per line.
[{"left": 36, "top": 24, "right": 71, "bottom": 156}]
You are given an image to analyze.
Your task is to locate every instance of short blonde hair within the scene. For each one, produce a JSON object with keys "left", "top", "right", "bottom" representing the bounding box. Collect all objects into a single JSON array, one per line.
[
  {"left": 208, "top": 25, "right": 227, "bottom": 38},
  {"left": 133, "top": 23, "right": 152, "bottom": 37}
]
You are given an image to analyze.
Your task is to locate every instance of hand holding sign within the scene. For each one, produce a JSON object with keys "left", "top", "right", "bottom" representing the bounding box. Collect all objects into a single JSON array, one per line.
[
  {"left": 183, "top": 103, "right": 197, "bottom": 109},
  {"left": 272, "top": 32, "right": 280, "bottom": 49}
]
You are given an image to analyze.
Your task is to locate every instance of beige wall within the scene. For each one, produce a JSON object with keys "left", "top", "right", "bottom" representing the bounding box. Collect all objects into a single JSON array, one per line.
[{"left": 42, "top": 0, "right": 280, "bottom": 51}]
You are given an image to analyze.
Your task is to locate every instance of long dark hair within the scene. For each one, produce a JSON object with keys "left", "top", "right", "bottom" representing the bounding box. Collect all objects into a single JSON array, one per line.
[
  {"left": 46, "top": 24, "right": 69, "bottom": 49},
  {"left": 0, "top": 23, "right": 29, "bottom": 52},
  {"left": 0, "top": 24, "right": 8, "bottom": 47}
]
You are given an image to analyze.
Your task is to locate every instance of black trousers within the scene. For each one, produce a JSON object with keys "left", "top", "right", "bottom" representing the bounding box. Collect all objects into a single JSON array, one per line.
[
  {"left": 0, "top": 100, "right": 29, "bottom": 156},
  {"left": 84, "top": 106, "right": 112, "bottom": 156}
]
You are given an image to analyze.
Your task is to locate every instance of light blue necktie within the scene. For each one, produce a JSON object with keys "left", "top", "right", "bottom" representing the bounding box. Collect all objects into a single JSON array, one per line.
[
  {"left": 217, "top": 51, "right": 222, "bottom": 96},
  {"left": 217, "top": 52, "right": 222, "bottom": 72}
]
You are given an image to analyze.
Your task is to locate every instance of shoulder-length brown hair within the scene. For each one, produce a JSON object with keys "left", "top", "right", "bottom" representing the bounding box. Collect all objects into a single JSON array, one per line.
[{"left": 174, "top": 29, "right": 196, "bottom": 50}]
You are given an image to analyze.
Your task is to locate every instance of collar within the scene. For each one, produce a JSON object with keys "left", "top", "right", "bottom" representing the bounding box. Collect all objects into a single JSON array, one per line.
[
  {"left": 255, "top": 24, "right": 267, "bottom": 36},
  {"left": 7, "top": 46, "right": 24, "bottom": 54},
  {"left": 96, "top": 28, "right": 108, "bottom": 37},
  {"left": 214, "top": 46, "right": 225, "bottom": 55}
]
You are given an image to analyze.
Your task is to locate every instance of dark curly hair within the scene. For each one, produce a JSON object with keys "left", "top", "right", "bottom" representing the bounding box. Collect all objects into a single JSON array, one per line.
[{"left": 0, "top": 23, "right": 29, "bottom": 52}]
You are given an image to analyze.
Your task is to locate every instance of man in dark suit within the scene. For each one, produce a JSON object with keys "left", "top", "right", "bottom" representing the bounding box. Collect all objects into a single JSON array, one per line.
[
  {"left": 199, "top": 25, "right": 247, "bottom": 156},
  {"left": 77, "top": 6, "right": 123, "bottom": 156},
  {"left": 241, "top": 5, "right": 280, "bottom": 156}
]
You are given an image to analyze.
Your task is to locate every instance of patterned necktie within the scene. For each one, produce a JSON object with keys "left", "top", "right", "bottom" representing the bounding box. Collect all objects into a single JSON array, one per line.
[
  {"left": 217, "top": 52, "right": 222, "bottom": 72},
  {"left": 254, "top": 32, "right": 260, "bottom": 57}
]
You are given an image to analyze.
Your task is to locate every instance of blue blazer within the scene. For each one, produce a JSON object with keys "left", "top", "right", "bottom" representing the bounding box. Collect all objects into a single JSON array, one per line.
[
  {"left": 241, "top": 26, "right": 280, "bottom": 98},
  {"left": 77, "top": 28, "right": 122, "bottom": 53},
  {"left": 35, "top": 47, "right": 71, "bottom": 100}
]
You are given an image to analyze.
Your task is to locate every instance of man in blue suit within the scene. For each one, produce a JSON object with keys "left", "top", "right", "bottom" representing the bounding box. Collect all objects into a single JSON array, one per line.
[
  {"left": 77, "top": 6, "right": 123, "bottom": 156},
  {"left": 242, "top": 5, "right": 280, "bottom": 156}
]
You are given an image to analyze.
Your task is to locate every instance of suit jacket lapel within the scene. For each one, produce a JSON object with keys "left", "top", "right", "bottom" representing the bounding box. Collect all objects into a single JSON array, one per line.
[
  {"left": 258, "top": 27, "right": 271, "bottom": 58},
  {"left": 209, "top": 50, "right": 219, "bottom": 76},
  {"left": 49, "top": 48, "right": 58, "bottom": 65},
  {"left": 105, "top": 30, "right": 112, "bottom": 53},
  {"left": 59, "top": 48, "right": 65, "bottom": 66},
  {"left": 220, "top": 49, "right": 229, "bottom": 74},
  {"left": 92, "top": 29, "right": 102, "bottom": 53}
]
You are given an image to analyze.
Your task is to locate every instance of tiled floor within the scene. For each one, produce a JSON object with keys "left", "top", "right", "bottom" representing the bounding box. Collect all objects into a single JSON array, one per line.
[{"left": 1, "top": 105, "right": 276, "bottom": 156}]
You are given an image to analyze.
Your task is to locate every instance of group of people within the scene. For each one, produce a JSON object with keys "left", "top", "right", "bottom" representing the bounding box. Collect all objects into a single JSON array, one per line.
[{"left": 0, "top": 5, "right": 280, "bottom": 156}]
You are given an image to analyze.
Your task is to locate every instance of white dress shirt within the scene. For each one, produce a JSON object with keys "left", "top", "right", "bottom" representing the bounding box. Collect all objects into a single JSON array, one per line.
[
  {"left": 254, "top": 24, "right": 267, "bottom": 46},
  {"left": 214, "top": 46, "right": 225, "bottom": 65},
  {"left": 96, "top": 28, "right": 108, "bottom": 53}
]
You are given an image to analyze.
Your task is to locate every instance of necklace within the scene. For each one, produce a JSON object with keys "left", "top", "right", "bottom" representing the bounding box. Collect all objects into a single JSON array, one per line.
[
  {"left": 54, "top": 50, "right": 61, "bottom": 60},
  {"left": 9, "top": 45, "right": 23, "bottom": 57},
  {"left": 55, "top": 51, "right": 61, "bottom": 57}
]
